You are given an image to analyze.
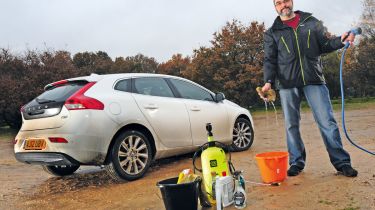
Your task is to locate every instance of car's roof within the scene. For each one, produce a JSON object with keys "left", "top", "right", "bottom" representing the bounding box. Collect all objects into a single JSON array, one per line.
[
  {"left": 45, "top": 73, "right": 214, "bottom": 94},
  {"left": 68, "top": 73, "right": 186, "bottom": 82}
]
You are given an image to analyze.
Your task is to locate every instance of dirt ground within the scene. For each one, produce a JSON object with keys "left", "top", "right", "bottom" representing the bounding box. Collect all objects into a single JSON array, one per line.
[{"left": 1, "top": 105, "right": 374, "bottom": 210}]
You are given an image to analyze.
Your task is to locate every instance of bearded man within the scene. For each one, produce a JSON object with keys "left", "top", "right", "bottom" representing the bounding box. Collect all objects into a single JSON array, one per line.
[{"left": 259, "top": 0, "right": 358, "bottom": 177}]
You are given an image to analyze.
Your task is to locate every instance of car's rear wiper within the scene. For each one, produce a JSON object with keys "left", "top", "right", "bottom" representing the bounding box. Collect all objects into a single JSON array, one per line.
[{"left": 36, "top": 98, "right": 56, "bottom": 104}]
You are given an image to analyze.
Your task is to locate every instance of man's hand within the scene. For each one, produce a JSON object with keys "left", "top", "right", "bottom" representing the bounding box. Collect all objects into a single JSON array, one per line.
[
  {"left": 257, "top": 83, "right": 272, "bottom": 101},
  {"left": 262, "top": 83, "right": 272, "bottom": 93},
  {"left": 341, "top": 32, "right": 355, "bottom": 45}
]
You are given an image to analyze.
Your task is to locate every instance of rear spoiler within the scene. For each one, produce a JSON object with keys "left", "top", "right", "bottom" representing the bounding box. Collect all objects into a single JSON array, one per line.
[
  {"left": 44, "top": 74, "right": 102, "bottom": 91},
  {"left": 44, "top": 80, "right": 88, "bottom": 91}
]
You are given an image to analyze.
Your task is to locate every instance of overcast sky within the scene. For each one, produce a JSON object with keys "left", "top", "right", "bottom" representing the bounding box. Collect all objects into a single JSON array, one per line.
[{"left": 1, "top": 0, "right": 363, "bottom": 62}]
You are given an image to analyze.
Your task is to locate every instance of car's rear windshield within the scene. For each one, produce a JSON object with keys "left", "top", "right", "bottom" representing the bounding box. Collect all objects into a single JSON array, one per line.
[{"left": 36, "top": 82, "right": 86, "bottom": 103}]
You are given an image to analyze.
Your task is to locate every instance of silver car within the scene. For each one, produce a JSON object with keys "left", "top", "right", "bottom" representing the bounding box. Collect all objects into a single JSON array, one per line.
[{"left": 14, "top": 73, "right": 254, "bottom": 181}]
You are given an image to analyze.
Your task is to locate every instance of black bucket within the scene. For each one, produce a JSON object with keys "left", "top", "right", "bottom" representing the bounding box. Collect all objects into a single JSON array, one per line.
[{"left": 156, "top": 177, "right": 201, "bottom": 210}]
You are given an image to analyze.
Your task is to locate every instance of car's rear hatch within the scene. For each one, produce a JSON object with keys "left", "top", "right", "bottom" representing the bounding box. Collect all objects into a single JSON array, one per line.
[{"left": 20, "top": 80, "right": 88, "bottom": 131}]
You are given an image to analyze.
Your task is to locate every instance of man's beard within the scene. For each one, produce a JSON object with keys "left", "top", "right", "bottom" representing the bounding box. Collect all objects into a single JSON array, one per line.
[{"left": 278, "top": 6, "right": 294, "bottom": 17}]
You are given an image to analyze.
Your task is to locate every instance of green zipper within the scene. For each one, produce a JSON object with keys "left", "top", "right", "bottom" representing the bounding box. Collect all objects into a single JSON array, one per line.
[
  {"left": 281, "top": 36, "right": 291, "bottom": 53},
  {"left": 307, "top": 29, "right": 310, "bottom": 49},
  {"left": 293, "top": 15, "right": 312, "bottom": 85}
]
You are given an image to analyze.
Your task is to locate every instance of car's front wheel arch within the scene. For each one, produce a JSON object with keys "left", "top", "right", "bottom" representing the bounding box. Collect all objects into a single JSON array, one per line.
[{"left": 237, "top": 114, "right": 251, "bottom": 125}]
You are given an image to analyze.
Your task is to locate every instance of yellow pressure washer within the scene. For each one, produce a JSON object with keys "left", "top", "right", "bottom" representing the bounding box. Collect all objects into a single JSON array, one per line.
[{"left": 192, "top": 123, "right": 235, "bottom": 207}]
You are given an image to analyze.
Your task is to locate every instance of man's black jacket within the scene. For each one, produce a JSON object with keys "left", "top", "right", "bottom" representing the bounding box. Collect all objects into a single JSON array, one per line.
[{"left": 263, "top": 11, "right": 344, "bottom": 89}]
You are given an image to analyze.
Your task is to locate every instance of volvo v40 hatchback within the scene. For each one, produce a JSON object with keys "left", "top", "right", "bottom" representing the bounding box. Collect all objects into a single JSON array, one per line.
[{"left": 14, "top": 73, "right": 254, "bottom": 181}]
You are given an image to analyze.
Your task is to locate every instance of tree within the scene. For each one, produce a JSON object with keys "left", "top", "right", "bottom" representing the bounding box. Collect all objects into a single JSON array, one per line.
[
  {"left": 124, "top": 54, "right": 158, "bottom": 73},
  {"left": 360, "top": 0, "right": 375, "bottom": 37},
  {"left": 111, "top": 56, "right": 131, "bottom": 73},
  {"left": 187, "top": 20, "right": 265, "bottom": 107},
  {"left": 111, "top": 54, "right": 159, "bottom": 74},
  {"left": 350, "top": 38, "right": 375, "bottom": 97},
  {"left": 73, "top": 51, "right": 96, "bottom": 68},
  {"left": 0, "top": 49, "right": 78, "bottom": 128},
  {"left": 73, "top": 51, "right": 113, "bottom": 74},
  {"left": 322, "top": 47, "right": 357, "bottom": 99},
  {"left": 157, "top": 54, "right": 191, "bottom": 77},
  {"left": 344, "top": 0, "right": 375, "bottom": 97}
]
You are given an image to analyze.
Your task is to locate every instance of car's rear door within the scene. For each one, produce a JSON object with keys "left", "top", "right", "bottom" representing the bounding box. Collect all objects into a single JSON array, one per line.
[
  {"left": 167, "top": 78, "right": 230, "bottom": 146},
  {"left": 131, "top": 77, "right": 192, "bottom": 147}
]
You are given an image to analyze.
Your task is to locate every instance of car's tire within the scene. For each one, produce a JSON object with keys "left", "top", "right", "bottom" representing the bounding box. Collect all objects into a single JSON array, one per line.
[
  {"left": 230, "top": 118, "right": 254, "bottom": 152},
  {"left": 42, "top": 165, "right": 80, "bottom": 176},
  {"left": 106, "top": 130, "right": 152, "bottom": 182}
]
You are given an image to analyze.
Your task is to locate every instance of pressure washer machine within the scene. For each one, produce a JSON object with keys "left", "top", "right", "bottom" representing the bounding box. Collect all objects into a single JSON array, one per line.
[{"left": 192, "top": 123, "right": 235, "bottom": 207}]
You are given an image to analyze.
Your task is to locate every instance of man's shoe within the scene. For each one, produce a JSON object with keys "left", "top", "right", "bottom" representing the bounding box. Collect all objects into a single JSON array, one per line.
[
  {"left": 287, "top": 165, "right": 303, "bottom": 176},
  {"left": 338, "top": 165, "right": 358, "bottom": 177}
]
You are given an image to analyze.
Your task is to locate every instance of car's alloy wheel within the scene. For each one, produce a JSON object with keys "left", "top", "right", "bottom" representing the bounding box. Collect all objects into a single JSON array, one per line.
[
  {"left": 42, "top": 165, "right": 80, "bottom": 176},
  {"left": 106, "top": 130, "right": 152, "bottom": 181},
  {"left": 231, "top": 118, "right": 254, "bottom": 151}
]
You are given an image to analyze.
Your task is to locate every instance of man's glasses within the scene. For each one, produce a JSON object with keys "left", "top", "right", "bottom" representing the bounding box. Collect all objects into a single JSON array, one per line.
[{"left": 274, "top": 0, "right": 291, "bottom": 7}]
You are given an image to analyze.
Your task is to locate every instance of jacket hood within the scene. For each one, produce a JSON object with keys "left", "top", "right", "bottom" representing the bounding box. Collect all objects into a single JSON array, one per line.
[{"left": 271, "top": 10, "right": 312, "bottom": 30}]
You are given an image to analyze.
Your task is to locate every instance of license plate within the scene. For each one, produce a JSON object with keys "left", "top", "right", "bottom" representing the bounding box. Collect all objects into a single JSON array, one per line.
[{"left": 24, "top": 139, "right": 46, "bottom": 150}]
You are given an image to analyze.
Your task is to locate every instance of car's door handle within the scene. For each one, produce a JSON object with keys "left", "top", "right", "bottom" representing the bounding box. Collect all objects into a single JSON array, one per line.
[
  {"left": 190, "top": 106, "right": 200, "bottom": 111},
  {"left": 144, "top": 104, "right": 158, "bottom": 110}
]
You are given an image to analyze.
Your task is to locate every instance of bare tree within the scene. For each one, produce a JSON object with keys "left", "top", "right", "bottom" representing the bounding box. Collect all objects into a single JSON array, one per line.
[{"left": 360, "top": 0, "right": 375, "bottom": 37}]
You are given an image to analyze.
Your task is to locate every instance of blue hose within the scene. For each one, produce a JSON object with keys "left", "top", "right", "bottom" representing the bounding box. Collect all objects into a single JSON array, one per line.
[{"left": 339, "top": 43, "right": 375, "bottom": 155}]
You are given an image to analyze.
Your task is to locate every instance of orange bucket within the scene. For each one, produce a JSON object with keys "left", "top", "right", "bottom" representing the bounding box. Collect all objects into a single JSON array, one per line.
[{"left": 255, "top": 151, "right": 288, "bottom": 183}]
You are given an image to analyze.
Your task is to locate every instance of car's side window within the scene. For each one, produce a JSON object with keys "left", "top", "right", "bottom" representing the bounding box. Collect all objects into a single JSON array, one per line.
[
  {"left": 169, "top": 79, "right": 214, "bottom": 101},
  {"left": 134, "top": 77, "right": 174, "bottom": 97},
  {"left": 114, "top": 79, "right": 131, "bottom": 92}
]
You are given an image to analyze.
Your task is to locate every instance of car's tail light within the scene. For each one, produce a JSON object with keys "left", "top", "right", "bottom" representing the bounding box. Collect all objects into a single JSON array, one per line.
[
  {"left": 64, "top": 82, "right": 104, "bottom": 110},
  {"left": 48, "top": 137, "right": 69, "bottom": 143}
]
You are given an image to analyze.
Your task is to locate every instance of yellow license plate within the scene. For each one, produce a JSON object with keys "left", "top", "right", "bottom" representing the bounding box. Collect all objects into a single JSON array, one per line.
[{"left": 24, "top": 139, "right": 46, "bottom": 150}]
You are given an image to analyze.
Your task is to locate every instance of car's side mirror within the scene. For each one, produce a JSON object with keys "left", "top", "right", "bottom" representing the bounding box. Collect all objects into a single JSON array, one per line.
[{"left": 215, "top": 92, "right": 225, "bottom": 103}]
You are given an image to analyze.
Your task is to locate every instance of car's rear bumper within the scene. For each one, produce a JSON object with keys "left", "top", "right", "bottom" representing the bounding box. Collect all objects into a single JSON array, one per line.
[
  {"left": 14, "top": 110, "right": 118, "bottom": 165},
  {"left": 15, "top": 152, "right": 80, "bottom": 166}
]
